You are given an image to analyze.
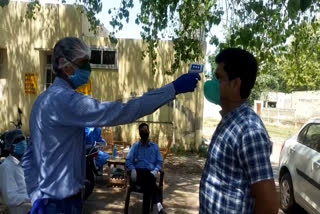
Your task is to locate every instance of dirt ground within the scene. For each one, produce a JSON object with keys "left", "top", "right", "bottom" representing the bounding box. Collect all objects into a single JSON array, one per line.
[
  {"left": 83, "top": 152, "right": 288, "bottom": 214},
  {"left": 82, "top": 120, "right": 306, "bottom": 214},
  {"left": 83, "top": 154, "right": 206, "bottom": 214}
]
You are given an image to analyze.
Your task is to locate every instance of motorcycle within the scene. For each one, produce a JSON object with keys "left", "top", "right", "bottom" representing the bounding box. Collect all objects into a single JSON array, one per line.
[
  {"left": 0, "top": 107, "right": 24, "bottom": 159},
  {"left": 84, "top": 127, "right": 110, "bottom": 200},
  {"left": 84, "top": 141, "right": 99, "bottom": 200}
]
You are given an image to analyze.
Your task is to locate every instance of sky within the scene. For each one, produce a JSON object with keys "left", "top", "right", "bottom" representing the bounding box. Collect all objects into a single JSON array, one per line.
[{"left": 95, "top": 0, "right": 226, "bottom": 74}]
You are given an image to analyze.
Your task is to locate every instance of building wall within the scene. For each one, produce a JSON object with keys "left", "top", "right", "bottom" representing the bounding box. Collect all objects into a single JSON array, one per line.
[
  {"left": 257, "top": 91, "right": 320, "bottom": 126},
  {"left": 0, "top": 2, "right": 204, "bottom": 150}
]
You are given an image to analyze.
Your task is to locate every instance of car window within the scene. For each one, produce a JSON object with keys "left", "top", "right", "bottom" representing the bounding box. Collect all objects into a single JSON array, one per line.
[
  {"left": 303, "top": 123, "right": 320, "bottom": 153},
  {"left": 297, "top": 126, "right": 308, "bottom": 144}
]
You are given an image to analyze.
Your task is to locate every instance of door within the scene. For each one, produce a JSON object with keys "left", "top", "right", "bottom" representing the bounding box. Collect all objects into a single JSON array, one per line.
[
  {"left": 257, "top": 103, "right": 261, "bottom": 115},
  {"left": 294, "top": 123, "right": 320, "bottom": 212}
]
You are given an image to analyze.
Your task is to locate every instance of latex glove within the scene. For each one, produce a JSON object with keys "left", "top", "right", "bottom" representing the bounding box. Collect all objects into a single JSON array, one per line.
[
  {"left": 172, "top": 73, "right": 201, "bottom": 95},
  {"left": 131, "top": 169, "right": 137, "bottom": 183},
  {"left": 150, "top": 170, "right": 158, "bottom": 178}
]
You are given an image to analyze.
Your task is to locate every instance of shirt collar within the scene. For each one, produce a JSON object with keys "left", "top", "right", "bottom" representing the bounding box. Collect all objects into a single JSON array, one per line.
[
  {"left": 139, "top": 141, "right": 151, "bottom": 147},
  {"left": 220, "top": 102, "right": 248, "bottom": 125},
  {"left": 7, "top": 155, "right": 20, "bottom": 165}
]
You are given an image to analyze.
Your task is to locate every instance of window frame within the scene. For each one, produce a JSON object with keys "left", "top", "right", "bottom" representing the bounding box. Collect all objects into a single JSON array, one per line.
[
  {"left": 297, "top": 125, "right": 309, "bottom": 144},
  {"left": 89, "top": 47, "right": 118, "bottom": 70},
  {"left": 44, "top": 53, "right": 55, "bottom": 90}
]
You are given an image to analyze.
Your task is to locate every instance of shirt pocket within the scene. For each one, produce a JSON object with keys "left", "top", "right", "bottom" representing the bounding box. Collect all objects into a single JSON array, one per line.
[{"left": 221, "top": 184, "right": 244, "bottom": 213}]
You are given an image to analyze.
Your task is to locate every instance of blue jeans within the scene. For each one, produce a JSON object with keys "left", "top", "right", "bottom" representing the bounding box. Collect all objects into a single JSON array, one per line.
[{"left": 31, "top": 197, "right": 82, "bottom": 214}]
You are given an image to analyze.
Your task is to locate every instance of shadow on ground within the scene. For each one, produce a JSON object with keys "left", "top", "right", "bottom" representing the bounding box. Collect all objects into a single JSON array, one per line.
[
  {"left": 84, "top": 154, "right": 304, "bottom": 214},
  {"left": 83, "top": 154, "right": 205, "bottom": 214}
]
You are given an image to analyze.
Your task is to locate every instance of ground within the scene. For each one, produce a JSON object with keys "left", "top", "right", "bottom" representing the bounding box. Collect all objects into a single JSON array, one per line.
[
  {"left": 84, "top": 154, "right": 205, "bottom": 214},
  {"left": 83, "top": 119, "right": 304, "bottom": 214}
]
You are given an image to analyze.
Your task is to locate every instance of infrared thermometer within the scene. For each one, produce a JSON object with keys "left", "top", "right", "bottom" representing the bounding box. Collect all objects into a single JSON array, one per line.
[{"left": 188, "top": 63, "right": 204, "bottom": 73}]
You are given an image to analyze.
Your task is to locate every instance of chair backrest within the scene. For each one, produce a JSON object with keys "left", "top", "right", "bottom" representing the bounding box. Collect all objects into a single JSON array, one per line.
[{"left": 101, "top": 128, "right": 130, "bottom": 155}]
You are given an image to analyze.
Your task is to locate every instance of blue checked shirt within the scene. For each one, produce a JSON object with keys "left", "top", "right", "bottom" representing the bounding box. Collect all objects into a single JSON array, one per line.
[
  {"left": 22, "top": 77, "right": 175, "bottom": 203},
  {"left": 200, "top": 103, "right": 273, "bottom": 214},
  {"left": 126, "top": 141, "right": 163, "bottom": 171}
]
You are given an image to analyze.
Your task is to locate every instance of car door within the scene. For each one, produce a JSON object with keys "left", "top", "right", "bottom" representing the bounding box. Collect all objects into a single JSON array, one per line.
[
  {"left": 288, "top": 125, "right": 308, "bottom": 196},
  {"left": 294, "top": 123, "right": 320, "bottom": 213}
]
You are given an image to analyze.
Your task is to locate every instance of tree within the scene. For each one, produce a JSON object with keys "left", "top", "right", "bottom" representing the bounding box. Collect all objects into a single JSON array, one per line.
[
  {"left": 276, "top": 20, "right": 320, "bottom": 92},
  {"left": 1, "top": 0, "right": 319, "bottom": 73}
]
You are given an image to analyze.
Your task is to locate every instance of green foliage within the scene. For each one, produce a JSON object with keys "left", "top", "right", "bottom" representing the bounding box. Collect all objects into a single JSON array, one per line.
[
  {"left": 209, "top": 1, "right": 320, "bottom": 102},
  {"left": 0, "top": 0, "right": 9, "bottom": 8},
  {"left": 1, "top": 0, "right": 319, "bottom": 75},
  {"left": 198, "top": 142, "right": 208, "bottom": 158},
  {"left": 25, "top": 0, "right": 41, "bottom": 20},
  {"left": 276, "top": 20, "right": 320, "bottom": 92}
]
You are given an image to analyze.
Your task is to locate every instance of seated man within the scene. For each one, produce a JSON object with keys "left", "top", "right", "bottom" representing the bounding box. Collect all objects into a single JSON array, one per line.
[
  {"left": 126, "top": 123, "right": 165, "bottom": 214},
  {"left": 0, "top": 129, "right": 31, "bottom": 214}
]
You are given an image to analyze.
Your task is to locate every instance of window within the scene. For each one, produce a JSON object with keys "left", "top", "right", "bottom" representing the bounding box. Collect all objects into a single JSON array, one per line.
[
  {"left": 45, "top": 54, "right": 55, "bottom": 90},
  {"left": 303, "top": 123, "right": 320, "bottom": 153},
  {"left": 297, "top": 126, "right": 308, "bottom": 143},
  {"left": 90, "top": 48, "right": 118, "bottom": 69},
  {"left": 267, "top": 101, "right": 277, "bottom": 108}
]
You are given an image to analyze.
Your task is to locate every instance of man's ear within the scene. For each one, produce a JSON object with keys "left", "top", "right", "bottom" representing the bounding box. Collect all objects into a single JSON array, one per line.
[
  {"left": 231, "top": 77, "right": 241, "bottom": 91},
  {"left": 58, "top": 57, "right": 73, "bottom": 76}
]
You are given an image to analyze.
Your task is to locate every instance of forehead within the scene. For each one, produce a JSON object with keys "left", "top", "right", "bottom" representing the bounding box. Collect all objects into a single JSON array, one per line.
[{"left": 73, "top": 57, "right": 90, "bottom": 65}]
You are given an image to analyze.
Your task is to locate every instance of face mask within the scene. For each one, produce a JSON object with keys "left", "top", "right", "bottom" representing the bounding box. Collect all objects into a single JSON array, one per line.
[
  {"left": 140, "top": 132, "right": 149, "bottom": 142},
  {"left": 69, "top": 63, "right": 91, "bottom": 89},
  {"left": 13, "top": 140, "right": 27, "bottom": 157},
  {"left": 204, "top": 77, "right": 220, "bottom": 105}
]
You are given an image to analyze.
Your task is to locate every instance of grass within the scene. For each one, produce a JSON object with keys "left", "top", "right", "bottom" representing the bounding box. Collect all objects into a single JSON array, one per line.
[
  {"left": 264, "top": 124, "right": 299, "bottom": 140},
  {"left": 203, "top": 118, "right": 300, "bottom": 141}
]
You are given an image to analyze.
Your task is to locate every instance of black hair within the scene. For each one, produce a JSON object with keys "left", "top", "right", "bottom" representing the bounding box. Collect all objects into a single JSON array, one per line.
[
  {"left": 215, "top": 48, "right": 258, "bottom": 99},
  {"left": 138, "top": 123, "right": 149, "bottom": 130}
]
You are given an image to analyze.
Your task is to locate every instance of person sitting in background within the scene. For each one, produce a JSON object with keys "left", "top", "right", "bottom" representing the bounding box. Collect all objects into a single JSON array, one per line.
[
  {"left": 85, "top": 127, "right": 110, "bottom": 171},
  {"left": 0, "top": 129, "right": 31, "bottom": 214},
  {"left": 126, "top": 123, "right": 165, "bottom": 214}
]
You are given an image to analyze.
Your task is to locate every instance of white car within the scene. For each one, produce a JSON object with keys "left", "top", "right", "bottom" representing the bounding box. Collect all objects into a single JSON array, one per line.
[{"left": 279, "top": 118, "right": 320, "bottom": 214}]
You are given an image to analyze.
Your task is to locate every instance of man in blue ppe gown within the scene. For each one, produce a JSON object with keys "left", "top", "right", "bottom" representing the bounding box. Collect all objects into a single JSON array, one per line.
[{"left": 22, "top": 37, "right": 201, "bottom": 214}]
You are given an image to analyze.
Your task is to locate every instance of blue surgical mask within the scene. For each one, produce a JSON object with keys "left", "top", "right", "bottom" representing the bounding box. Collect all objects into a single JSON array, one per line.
[
  {"left": 204, "top": 77, "right": 220, "bottom": 105},
  {"left": 69, "top": 63, "right": 91, "bottom": 89},
  {"left": 13, "top": 140, "right": 27, "bottom": 157}
]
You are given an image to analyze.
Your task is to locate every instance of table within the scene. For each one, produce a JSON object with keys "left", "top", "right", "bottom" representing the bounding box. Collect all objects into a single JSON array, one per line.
[{"left": 107, "top": 158, "right": 127, "bottom": 187}]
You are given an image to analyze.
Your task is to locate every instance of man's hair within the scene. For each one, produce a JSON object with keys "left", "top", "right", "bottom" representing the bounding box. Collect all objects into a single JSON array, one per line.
[
  {"left": 138, "top": 123, "right": 149, "bottom": 130},
  {"left": 215, "top": 48, "right": 258, "bottom": 99}
]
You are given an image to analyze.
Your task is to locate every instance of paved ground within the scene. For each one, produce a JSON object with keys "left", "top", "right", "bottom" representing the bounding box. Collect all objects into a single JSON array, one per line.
[{"left": 83, "top": 139, "right": 287, "bottom": 214}]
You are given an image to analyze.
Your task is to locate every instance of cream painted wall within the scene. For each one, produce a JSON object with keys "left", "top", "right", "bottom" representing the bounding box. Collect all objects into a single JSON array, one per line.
[{"left": 0, "top": 2, "right": 204, "bottom": 150}]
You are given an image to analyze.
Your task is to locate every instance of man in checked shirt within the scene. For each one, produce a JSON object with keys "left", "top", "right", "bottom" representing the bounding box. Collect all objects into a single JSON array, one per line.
[{"left": 201, "top": 48, "right": 279, "bottom": 214}]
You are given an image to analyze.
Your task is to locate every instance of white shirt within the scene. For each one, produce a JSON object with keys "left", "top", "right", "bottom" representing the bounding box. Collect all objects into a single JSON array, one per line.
[{"left": 0, "top": 155, "right": 30, "bottom": 214}]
